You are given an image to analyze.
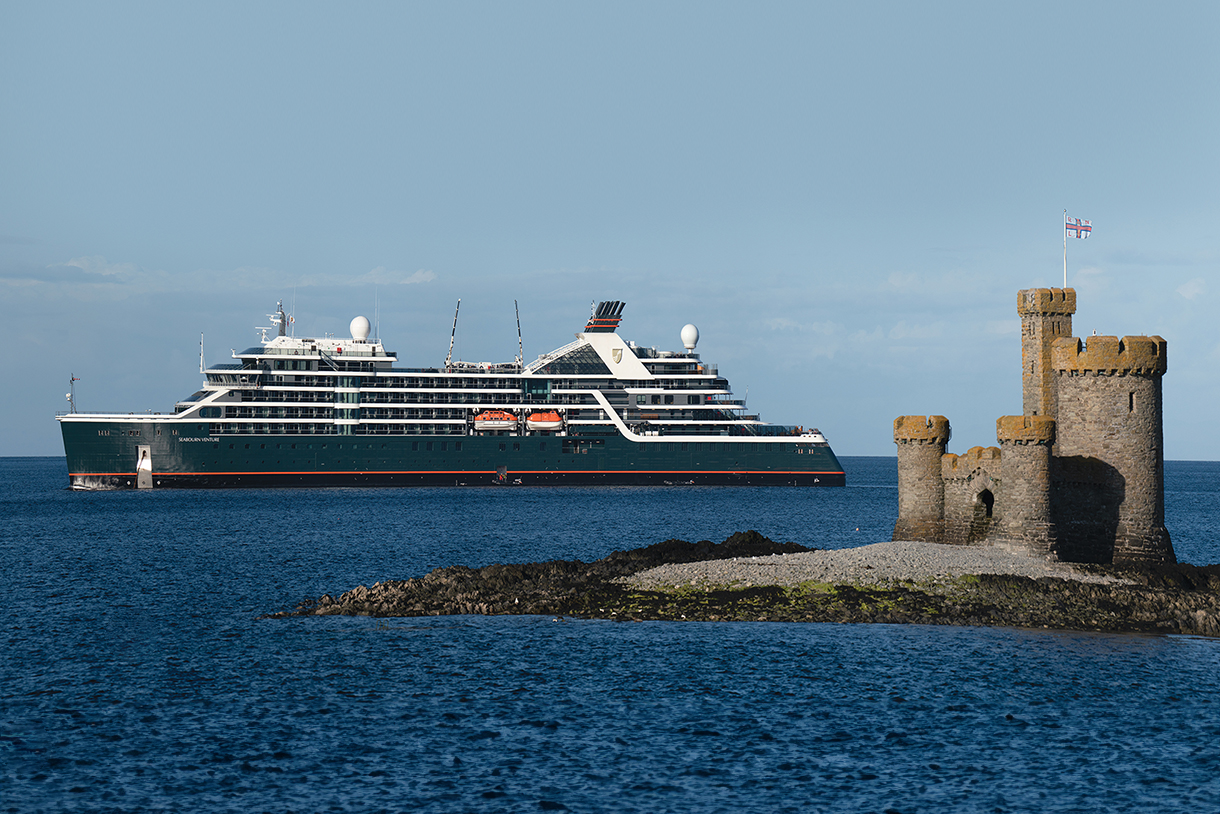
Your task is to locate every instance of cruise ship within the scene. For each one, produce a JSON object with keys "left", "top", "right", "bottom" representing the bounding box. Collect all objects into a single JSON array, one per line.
[{"left": 57, "top": 301, "right": 845, "bottom": 488}]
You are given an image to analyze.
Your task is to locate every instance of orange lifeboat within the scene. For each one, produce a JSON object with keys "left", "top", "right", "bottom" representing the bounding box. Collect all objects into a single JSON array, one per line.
[
  {"left": 525, "top": 410, "right": 564, "bottom": 432},
  {"left": 472, "top": 410, "right": 518, "bottom": 431}
]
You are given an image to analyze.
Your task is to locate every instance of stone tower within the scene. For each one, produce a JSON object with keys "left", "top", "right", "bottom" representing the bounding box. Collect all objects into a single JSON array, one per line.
[
  {"left": 1018, "top": 288, "right": 1075, "bottom": 421},
  {"left": 1052, "top": 335, "right": 1172, "bottom": 563},
  {"left": 892, "top": 415, "right": 950, "bottom": 543},
  {"left": 992, "top": 415, "right": 1058, "bottom": 558}
]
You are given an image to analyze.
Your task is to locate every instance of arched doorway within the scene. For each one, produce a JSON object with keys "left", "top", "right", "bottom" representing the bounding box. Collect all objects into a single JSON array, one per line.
[
  {"left": 977, "top": 488, "right": 994, "bottom": 518},
  {"left": 968, "top": 488, "right": 996, "bottom": 543}
]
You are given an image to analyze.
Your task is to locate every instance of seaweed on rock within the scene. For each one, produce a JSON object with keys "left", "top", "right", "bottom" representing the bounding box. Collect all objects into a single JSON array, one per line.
[{"left": 267, "top": 531, "right": 1220, "bottom": 637}]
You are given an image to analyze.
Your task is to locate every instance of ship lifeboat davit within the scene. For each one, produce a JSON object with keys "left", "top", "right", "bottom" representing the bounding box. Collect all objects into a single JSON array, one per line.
[
  {"left": 472, "top": 410, "right": 518, "bottom": 431},
  {"left": 525, "top": 410, "right": 564, "bottom": 432}
]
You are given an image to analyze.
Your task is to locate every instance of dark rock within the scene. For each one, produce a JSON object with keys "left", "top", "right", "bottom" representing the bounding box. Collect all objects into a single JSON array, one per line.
[
  {"left": 263, "top": 531, "right": 1220, "bottom": 637},
  {"left": 266, "top": 530, "right": 809, "bottom": 619}
]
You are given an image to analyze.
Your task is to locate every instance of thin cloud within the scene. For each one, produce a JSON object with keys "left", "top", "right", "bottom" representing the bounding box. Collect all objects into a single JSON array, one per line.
[
  {"left": 360, "top": 267, "right": 437, "bottom": 285},
  {"left": 1071, "top": 266, "right": 1110, "bottom": 294},
  {"left": 9, "top": 256, "right": 439, "bottom": 296},
  {"left": 64, "top": 255, "right": 143, "bottom": 279},
  {"left": 886, "top": 271, "right": 921, "bottom": 290},
  {"left": 0, "top": 263, "right": 94, "bottom": 284},
  {"left": 1, "top": 256, "right": 155, "bottom": 291},
  {"left": 1177, "top": 277, "right": 1206, "bottom": 300},
  {"left": 849, "top": 326, "right": 886, "bottom": 344},
  {"left": 985, "top": 319, "right": 1021, "bottom": 335},
  {"left": 1104, "top": 248, "right": 1212, "bottom": 267},
  {"left": 888, "top": 321, "right": 944, "bottom": 340},
  {"left": 763, "top": 317, "right": 839, "bottom": 335}
]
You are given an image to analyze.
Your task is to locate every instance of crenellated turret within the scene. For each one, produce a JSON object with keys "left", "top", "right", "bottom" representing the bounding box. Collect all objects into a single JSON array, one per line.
[
  {"left": 1018, "top": 287, "right": 1076, "bottom": 421},
  {"left": 892, "top": 416, "right": 950, "bottom": 543},
  {"left": 1053, "top": 335, "right": 1172, "bottom": 563},
  {"left": 1051, "top": 335, "right": 1167, "bottom": 375},
  {"left": 992, "top": 415, "right": 1059, "bottom": 558}
]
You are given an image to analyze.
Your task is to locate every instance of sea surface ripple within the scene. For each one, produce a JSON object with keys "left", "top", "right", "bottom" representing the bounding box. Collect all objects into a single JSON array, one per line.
[{"left": 2, "top": 456, "right": 1219, "bottom": 813}]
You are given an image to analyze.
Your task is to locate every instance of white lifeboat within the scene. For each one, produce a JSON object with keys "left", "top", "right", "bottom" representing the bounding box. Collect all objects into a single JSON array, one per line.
[
  {"left": 525, "top": 411, "right": 564, "bottom": 432},
  {"left": 472, "top": 410, "right": 518, "bottom": 431}
]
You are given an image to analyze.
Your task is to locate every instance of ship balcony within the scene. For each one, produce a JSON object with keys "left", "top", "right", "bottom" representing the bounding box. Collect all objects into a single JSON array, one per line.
[{"left": 729, "top": 423, "right": 809, "bottom": 436}]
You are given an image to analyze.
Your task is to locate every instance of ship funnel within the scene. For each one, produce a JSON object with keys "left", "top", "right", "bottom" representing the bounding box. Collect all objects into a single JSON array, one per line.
[{"left": 585, "top": 301, "right": 626, "bottom": 333}]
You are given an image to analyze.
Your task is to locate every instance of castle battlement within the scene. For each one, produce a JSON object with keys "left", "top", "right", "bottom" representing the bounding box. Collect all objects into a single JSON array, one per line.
[
  {"left": 892, "top": 286, "right": 1173, "bottom": 565},
  {"left": 893, "top": 415, "right": 951, "bottom": 445},
  {"left": 942, "top": 446, "right": 1000, "bottom": 480},
  {"left": 996, "top": 415, "right": 1055, "bottom": 445},
  {"left": 1017, "top": 287, "right": 1076, "bottom": 316},
  {"left": 1052, "top": 335, "right": 1167, "bottom": 375}
]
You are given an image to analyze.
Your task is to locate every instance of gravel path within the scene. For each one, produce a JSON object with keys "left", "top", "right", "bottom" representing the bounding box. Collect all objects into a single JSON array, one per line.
[{"left": 623, "top": 540, "right": 1127, "bottom": 589}]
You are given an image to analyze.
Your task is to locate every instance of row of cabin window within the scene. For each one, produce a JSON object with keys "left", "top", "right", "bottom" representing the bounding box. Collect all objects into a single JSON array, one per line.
[
  {"left": 203, "top": 439, "right": 803, "bottom": 455},
  {"left": 638, "top": 442, "right": 795, "bottom": 452},
  {"left": 217, "top": 441, "right": 467, "bottom": 451},
  {"left": 206, "top": 423, "right": 469, "bottom": 435},
  {"left": 99, "top": 429, "right": 181, "bottom": 437},
  {"left": 227, "top": 372, "right": 718, "bottom": 391}
]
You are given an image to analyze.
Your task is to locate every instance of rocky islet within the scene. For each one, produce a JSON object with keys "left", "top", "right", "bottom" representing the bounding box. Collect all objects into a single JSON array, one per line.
[{"left": 270, "top": 530, "right": 1220, "bottom": 637}]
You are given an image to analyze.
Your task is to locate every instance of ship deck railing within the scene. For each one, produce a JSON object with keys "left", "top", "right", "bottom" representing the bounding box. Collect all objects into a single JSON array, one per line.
[
  {"left": 56, "top": 410, "right": 170, "bottom": 418},
  {"left": 240, "top": 345, "right": 386, "bottom": 359}
]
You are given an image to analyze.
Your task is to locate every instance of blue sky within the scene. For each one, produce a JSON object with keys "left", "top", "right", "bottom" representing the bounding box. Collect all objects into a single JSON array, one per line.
[{"left": 2, "top": 1, "right": 1217, "bottom": 458}]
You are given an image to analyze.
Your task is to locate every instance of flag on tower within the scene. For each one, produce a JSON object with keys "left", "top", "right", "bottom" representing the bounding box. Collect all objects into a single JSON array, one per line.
[{"left": 1065, "top": 216, "right": 1092, "bottom": 239}]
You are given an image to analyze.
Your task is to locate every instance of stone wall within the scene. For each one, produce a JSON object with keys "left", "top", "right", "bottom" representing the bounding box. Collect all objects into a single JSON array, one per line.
[
  {"left": 1050, "top": 454, "right": 1122, "bottom": 563},
  {"left": 941, "top": 446, "right": 1001, "bottom": 546}
]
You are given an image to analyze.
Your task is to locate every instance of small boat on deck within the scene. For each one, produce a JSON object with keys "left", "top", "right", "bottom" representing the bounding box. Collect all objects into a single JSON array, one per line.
[
  {"left": 472, "top": 410, "right": 518, "bottom": 432},
  {"left": 525, "top": 411, "right": 564, "bottom": 432}
]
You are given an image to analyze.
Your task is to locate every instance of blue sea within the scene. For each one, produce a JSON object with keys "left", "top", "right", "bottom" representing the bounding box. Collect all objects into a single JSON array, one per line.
[{"left": 3, "top": 457, "right": 1219, "bottom": 813}]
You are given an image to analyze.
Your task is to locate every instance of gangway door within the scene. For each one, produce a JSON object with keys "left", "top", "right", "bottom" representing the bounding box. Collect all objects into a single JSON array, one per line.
[{"left": 136, "top": 445, "right": 153, "bottom": 489}]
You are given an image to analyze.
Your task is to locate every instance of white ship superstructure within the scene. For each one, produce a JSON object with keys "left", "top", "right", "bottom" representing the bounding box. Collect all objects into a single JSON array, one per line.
[{"left": 58, "top": 300, "right": 843, "bottom": 488}]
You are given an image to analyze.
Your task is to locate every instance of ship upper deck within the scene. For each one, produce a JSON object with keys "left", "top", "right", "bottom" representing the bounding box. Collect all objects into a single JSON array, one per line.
[{"left": 58, "top": 299, "right": 828, "bottom": 445}]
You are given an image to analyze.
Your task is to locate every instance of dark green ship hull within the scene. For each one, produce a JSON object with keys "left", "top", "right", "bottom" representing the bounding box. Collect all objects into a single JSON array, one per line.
[{"left": 60, "top": 420, "right": 845, "bottom": 489}]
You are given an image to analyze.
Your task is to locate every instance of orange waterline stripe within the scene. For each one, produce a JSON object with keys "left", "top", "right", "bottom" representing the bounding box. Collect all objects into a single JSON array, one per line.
[{"left": 74, "top": 469, "right": 844, "bottom": 477}]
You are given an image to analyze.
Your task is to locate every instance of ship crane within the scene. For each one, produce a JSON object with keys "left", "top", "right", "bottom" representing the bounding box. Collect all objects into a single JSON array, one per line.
[{"left": 445, "top": 299, "right": 460, "bottom": 368}]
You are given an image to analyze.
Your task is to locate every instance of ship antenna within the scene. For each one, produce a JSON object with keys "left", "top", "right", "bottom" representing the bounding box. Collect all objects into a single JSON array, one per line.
[
  {"left": 445, "top": 298, "right": 461, "bottom": 368},
  {"left": 258, "top": 301, "right": 284, "bottom": 344},
  {"left": 199, "top": 332, "right": 205, "bottom": 374},
  {"left": 515, "top": 299, "right": 523, "bottom": 369},
  {"left": 67, "top": 373, "right": 79, "bottom": 414}
]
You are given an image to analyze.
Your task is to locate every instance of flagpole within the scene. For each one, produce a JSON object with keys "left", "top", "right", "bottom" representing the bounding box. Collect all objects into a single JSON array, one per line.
[{"left": 1063, "top": 209, "right": 1068, "bottom": 289}]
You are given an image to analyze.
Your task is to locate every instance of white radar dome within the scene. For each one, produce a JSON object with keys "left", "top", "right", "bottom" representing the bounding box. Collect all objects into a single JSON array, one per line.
[
  {"left": 681, "top": 323, "right": 699, "bottom": 351},
  {"left": 350, "top": 316, "right": 371, "bottom": 341}
]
